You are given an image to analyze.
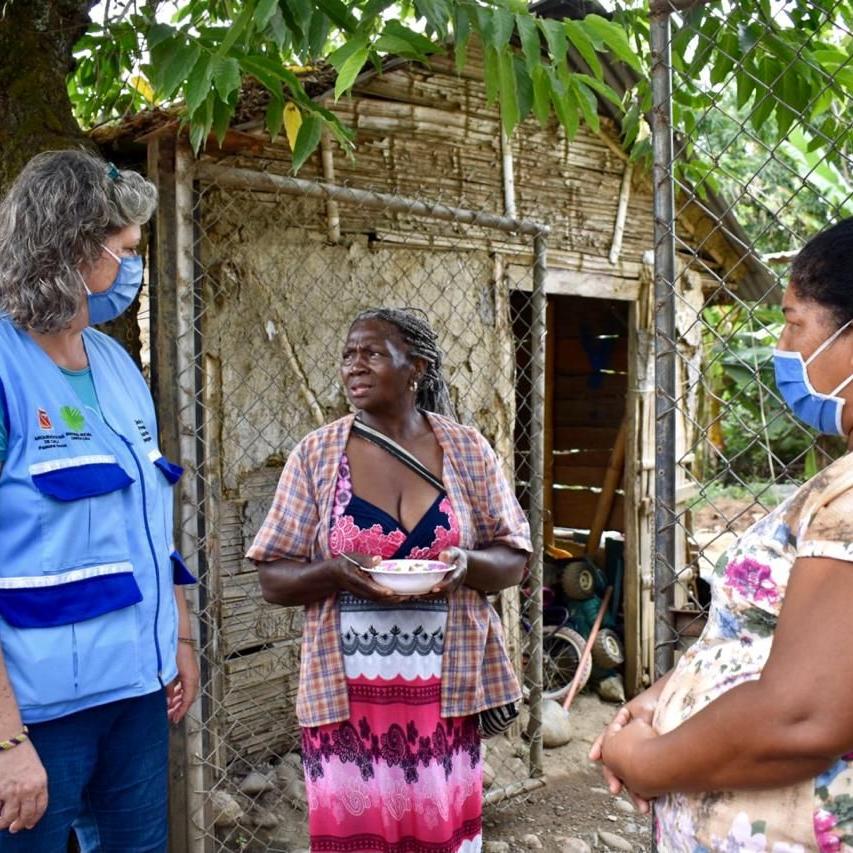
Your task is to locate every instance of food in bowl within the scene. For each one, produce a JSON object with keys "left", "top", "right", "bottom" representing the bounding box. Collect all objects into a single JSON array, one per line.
[{"left": 363, "top": 559, "right": 451, "bottom": 595}]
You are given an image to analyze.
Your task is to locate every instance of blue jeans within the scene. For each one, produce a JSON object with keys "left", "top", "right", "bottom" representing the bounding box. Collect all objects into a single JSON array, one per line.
[{"left": 0, "top": 689, "right": 168, "bottom": 853}]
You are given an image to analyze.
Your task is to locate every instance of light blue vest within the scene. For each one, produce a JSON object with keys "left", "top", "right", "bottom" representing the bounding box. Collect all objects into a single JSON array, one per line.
[{"left": 0, "top": 317, "right": 192, "bottom": 723}]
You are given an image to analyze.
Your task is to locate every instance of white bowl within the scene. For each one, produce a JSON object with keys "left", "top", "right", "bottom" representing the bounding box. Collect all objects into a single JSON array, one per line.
[{"left": 364, "top": 559, "right": 451, "bottom": 595}]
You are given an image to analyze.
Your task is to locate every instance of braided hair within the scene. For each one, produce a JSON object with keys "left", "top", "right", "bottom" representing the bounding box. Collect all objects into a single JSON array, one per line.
[{"left": 351, "top": 307, "right": 454, "bottom": 417}]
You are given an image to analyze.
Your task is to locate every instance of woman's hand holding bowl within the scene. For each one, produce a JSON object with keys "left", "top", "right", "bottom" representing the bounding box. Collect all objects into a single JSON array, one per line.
[
  {"left": 428, "top": 547, "right": 468, "bottom": 595},
  {"left": 332, "top": 553, "right": 404, "bottom": 602}
]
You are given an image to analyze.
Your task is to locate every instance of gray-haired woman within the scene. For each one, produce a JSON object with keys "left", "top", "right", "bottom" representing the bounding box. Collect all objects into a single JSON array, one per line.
[{"left": 0, "top": 149, "right": 198, "bottom": 851}]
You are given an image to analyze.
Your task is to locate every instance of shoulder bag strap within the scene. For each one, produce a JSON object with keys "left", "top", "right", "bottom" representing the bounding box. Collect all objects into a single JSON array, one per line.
[{"left": 351, "top": 419, "right": 445, "bottom": 492}]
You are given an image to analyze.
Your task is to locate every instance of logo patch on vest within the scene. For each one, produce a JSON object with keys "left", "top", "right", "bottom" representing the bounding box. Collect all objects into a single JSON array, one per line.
[
  {"left": 59, "top": 406, "right": 85, "bottom": 432},
  {"left": 37, "top": 408, "right": 52, "bottom": 430}
]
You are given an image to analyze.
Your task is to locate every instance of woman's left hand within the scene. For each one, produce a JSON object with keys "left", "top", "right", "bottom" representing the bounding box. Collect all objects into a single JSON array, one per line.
[
  {"left": 167, "top": 641, "right": 200, "bottom": 724},
  {"left": 428, "top": 547, "right": 469, "bottom": 595},
  {"left": 600, "top": 716, "right": 659, "bottom": 800}
]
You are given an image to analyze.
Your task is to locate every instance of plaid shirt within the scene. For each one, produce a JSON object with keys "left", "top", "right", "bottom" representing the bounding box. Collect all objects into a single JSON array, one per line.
[{"left": 246, "top": 412, "right": 531, "bottom": 727}]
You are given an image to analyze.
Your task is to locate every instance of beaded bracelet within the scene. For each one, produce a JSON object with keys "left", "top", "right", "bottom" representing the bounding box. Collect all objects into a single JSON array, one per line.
[{"left": 0, "top": 726, "right": 29, "bottom": 751}]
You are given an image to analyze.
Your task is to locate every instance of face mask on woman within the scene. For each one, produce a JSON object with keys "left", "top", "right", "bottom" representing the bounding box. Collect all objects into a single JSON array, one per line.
[
  {"left": 83, "top": 244, "right": 144, "bottom": 325},
  {"left": 773, "top": 319, "right": 853, "bottom": 435}
]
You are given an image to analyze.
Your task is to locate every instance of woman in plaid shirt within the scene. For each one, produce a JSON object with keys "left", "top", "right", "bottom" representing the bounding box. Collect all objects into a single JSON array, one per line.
[{"left": 248, "top": 308, "right": 531, "bottom": 853}]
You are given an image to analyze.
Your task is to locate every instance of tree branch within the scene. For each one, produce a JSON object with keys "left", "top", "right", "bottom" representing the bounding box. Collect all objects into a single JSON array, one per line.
[{"left": 650, "top": 0, "right": 716, "bottom": 16}]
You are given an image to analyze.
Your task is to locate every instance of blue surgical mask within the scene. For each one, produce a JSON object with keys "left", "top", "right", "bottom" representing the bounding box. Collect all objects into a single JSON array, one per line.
[
  {"left": 83, "top": 244, "right": 144, "bottom": 325},
  {"left": 773, "top": 319, "right": 853, "bottom": 436}
]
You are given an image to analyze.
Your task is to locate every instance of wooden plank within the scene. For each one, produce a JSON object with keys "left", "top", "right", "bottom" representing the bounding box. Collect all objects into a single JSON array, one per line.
[
  {"left": 553, "top": 395, "right": 626, "bottom": 427},
  {"left": 554, "top": 373, "right": 627, "bottom": 398},
  {"left": 510, "top": 264, "right": 641, "bottom": 302},
  {"left": 554, "top": 490, "right": 624, "bottom": 531},
  {"left": 554, "top": 449, "right": 613, "bottom": 468},
  {"left": 553, "top": 299, "right": 629, "bottom": 338},
  {"left": 554, "top": 426, "right": 619, "bottom": 451},
  {"left": 553, "top": 465, "right": 609, "bottom": 488},
  {"left": 220, "top": 572, "right": 304, "bottom": 656},
  {"left": 222, "top": 643, "right": 302, "bottom": 760}
]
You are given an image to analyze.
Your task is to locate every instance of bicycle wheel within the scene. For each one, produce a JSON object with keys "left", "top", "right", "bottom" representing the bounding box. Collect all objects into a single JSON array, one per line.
[{"left": 540, "top": 625, "right": 591, "bottom": 701}]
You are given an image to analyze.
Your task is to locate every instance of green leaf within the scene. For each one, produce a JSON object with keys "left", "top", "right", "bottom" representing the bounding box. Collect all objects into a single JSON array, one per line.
[
  {"left": 211, "top": 96, "right": 233, "bottom": 146},
  {"left": 735, "top": 66, "right": 755, "bottom": 109},
  {"left": 308, "top": 9, "right": 330, "bottom": 57},
  {"left": 710, "top": 31, "right": 737, "bottom": 85},
  {"left": 539, "top": 18, "right": 568, "bottom": 71},
  {"left": 621, "top": 100, "right": 640, "bottom": 147},
  {"left": 292, "top": 114, "right": 323, "bottom": 173},
  {"left": 531, "top": 64, "right": 551, "bottom": 127},
  {"left": 185, "top": 54, "right": 214, "bottom": 114},
  {"left": 516, "top": 14, "right": 540, "bottom": 72},
  {"left": 255, "top": 0, "right": 278, "bottom": 30},
  {"left": 497, "top": 49, "right": 520, "bottom": 136},
  {"left": 147, "top": 23, "right": 175, "bottom": 49},
  {"left": 572, "top": 77, "right": 600, "bottom": 133},
  {"left": 574, "top": 73, "right": 622, "bottom": 109},
  {"left": 215, "top": 3, "right": 254, "bottom": 57},
  {"left": 490, "top": 8, "right": 514, "bottom": 49},
  {"left": 454, "top": 6, "right": 471, "bottom": 72},
  {"left": 266, "top": 96, "right": 284, "bottom": 137},
  {"left": 414, "top": 0, "right": 451, "bottom": 39},
  {"left": 564, "top": 19, "right": 602, "bottom": 80},
  {"left": 212, "top": 56, "right": 241, "bottom": 101},
  {"left": 328, "top": 34, "right": 369, "bottom": 71},
  {"left": 156, "top": 40, "right": 201, "bottom": 99},
  {"left": 375, "top": 21, "right": 440, "bottom": 59},
  {"left": 279, "top": 1, "right": 306, "bottom": 45},
  {"left": 189, "top": 91, "right": 215, "bottom": 153},
  {"left": 581, "top": 14, "right": 642, "bottom": 75},
  {"left": 548, "top": 67, "right": 578, "bottom": 139},
  {"left": 514, "top": 55, "right": 533, "bottom": 122},
  {"left": 334, "top": 44, "right": 369, "bottom": 99},
  {"left": 483, "top": 45, "right": 500, "bottom": 105},
  {"left": 314, "top": 0, "right": 358, "bottom": 33},
  {"left": 240, "top": 54, "right": 286, "bottom": 96}
]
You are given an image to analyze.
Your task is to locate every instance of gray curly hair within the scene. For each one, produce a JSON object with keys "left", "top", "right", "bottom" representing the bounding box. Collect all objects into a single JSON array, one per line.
[
  {"left": 0, "top": 149, "right": 158, "bottom": 333},
  {"left": 351, "top": 307, "right": 455, "bottom": 417}
]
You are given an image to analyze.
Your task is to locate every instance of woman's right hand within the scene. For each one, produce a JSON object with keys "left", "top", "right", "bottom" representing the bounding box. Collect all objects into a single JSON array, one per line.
[
  {"left": 589, "top": 685, "right": 659, "bottom": 814},
  {"left": 0, "top": 740, "right": 48, "bottom": 832},
  {"left": 330, "top": 553, "right": 401, "bottom": 602}
]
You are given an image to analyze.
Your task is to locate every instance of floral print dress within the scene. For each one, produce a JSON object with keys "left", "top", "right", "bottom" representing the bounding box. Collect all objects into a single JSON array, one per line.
[{"left": 654, "top": 453, "right": 853, "bottom": 853}]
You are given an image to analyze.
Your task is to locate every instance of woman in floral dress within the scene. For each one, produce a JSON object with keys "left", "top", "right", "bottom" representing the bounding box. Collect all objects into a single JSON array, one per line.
[
  {"left": 248, "top": 308, "right": 530, "bottom": 852},
  {"left": 591, "top": 218, "right": 853, "bottom": 852}
]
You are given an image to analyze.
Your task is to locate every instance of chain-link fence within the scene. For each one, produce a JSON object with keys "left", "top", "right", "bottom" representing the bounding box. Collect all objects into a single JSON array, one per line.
[
  {"left": 156, "top": 143, "right": 549, "bottom": 851},
  {"left": 649, "top": 1, "right": 853, "bottom": 674}
]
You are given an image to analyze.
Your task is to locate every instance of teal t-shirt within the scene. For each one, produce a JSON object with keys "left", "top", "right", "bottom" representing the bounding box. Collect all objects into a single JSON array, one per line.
[{"left": 0, "top": 367, "right": 100, "bottom": 462}]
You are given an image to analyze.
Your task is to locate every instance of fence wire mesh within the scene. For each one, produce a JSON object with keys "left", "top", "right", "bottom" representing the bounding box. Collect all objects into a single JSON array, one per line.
[
  {"left": 650, "top": 1, "right": 853, "bottom": 673},
  {"left": 163, "top": 151, "right": 548, "bottom": 851}
]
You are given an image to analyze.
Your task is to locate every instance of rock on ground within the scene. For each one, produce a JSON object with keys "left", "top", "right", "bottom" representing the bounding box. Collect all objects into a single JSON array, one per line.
[
  {"left": 541, "top": 699, "right": 572, "bottom": 748},
  {"left": 597, "top": 830, "right": 634, "bottom": 851},
  {"left": 210, "top": 790, "right": 244, "bottom": 828},
  {"left": 522, "top": 833, "right": 544, "bottom": 848},
  {"left": 554, "top": 838, "right": 592, "bottom": 853},
  {"left": 239, "top": 770, "right": 276, "bottom": 795}
]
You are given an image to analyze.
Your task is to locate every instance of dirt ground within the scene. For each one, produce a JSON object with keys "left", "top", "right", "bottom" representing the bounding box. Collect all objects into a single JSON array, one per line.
[{"left": 483, "top": 694, "right": 651, "bottom": 852}]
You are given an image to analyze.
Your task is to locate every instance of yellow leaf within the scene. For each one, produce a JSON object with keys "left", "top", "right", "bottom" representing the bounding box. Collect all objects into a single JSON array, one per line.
[
  {"left": 129, "top": 74, "right": 156, "bottom": 104},
  {"left": 284, "top": 64, "right": 317, "bottom": 74},
  {"left": 283, "top": 102, "right": 303, "bottom": 152}
]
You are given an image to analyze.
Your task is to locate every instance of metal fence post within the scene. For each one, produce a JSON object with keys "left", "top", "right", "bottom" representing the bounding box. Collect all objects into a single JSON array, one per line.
[
  {"left": 651, "top": 8, "right": 677, "bottom": 679},
  {"left": 527, "top": 230, "right": 548, "bottom": 778}
]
